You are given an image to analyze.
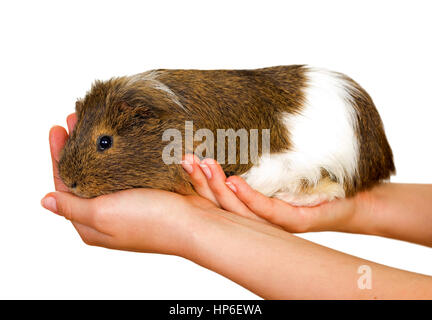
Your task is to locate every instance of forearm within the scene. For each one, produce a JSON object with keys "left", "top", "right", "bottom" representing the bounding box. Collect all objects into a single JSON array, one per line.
[
  {"left": 185, "top": 207, "right": 432, "bottom": 299},
  {"left": 351, "top": 183, "right": 432, "bottom": 246}
]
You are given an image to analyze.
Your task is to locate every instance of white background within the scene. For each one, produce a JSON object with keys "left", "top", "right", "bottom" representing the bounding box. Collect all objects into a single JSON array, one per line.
[{"left": 0, "top": 0, "right": 431, "bottom": 299}]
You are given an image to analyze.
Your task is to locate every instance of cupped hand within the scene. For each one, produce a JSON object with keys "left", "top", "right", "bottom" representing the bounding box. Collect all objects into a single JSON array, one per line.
[
  {"left": 42, "top": 113, "right": 371, "bottom": 258},
  {"left": 182, "top": 155, "right": 373, "bottom": 233},
  {"left": 42, "top": 114, "right": 217, "bottom": 256}
]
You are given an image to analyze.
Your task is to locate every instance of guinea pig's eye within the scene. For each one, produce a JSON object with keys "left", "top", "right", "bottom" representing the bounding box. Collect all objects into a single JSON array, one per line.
[{"left": 97, "top": 135, "right": 113, "bottom": 151}]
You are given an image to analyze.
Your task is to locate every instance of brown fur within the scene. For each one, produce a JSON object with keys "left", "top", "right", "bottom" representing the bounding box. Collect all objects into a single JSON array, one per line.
[
  {"left": 58, "top": 65, "right": 394, "bottom": 199},
  {"left": 342, "top": 75, "right": 396, "bottom": 195}
]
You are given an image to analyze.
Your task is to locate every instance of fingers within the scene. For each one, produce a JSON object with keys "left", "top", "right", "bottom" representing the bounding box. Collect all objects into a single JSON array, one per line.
[
  {"left": 50, "top": 114, "right": 76, "bottom": 192},
  {"left": 225, "top": 176, "right": 277, "bottom": 217},
  {"left": 182, "top": 155, "right": 260, "bottom": 220},
  {"left": 225, "top": 176, "right": 311, "bottom": 232},
  {"left": 199, "top": 159, "right": 260, "bottom": 220},
  {"left": 66, "top": 113, "right": 77, "bottom": 134},
  {"left": 49, "top": 125, "right": 69, "bottom": 192},
  {"left": 181, "top": 154, "right": 219, "bottom": 205},
  {"left": 41, "top": 191, "right": 111, "bottom": 235}
]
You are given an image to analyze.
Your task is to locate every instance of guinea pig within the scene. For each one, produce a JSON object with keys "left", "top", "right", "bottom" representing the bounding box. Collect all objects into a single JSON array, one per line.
[{"left": 58, "top": 65, "right": 395, "bottom": 206}]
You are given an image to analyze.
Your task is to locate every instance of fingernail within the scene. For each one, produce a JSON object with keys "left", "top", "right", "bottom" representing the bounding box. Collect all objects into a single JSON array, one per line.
[
  {"left": 200, "top": 164, "right": 212, "bottom": 179},
  {"left": 41, "top": 196, "right": 58, "bottom": 214},
  {"left": 181, "top": 160, "right": 193, "bottom": 174},
  {"left": 192, "top": 154, "right": 201, "bottom": 164},
  {"left": 225, "top": 181, "right": 237, "bottom": 193},
  {"left": 202, "top": 158, "right": 216, "bottom": 165}
]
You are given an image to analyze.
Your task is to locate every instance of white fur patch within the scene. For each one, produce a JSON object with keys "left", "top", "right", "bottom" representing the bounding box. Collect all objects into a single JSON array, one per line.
[
  {"left": 241, "top": 67, "right": 360, "bottom": 205},
  {"left": 129, "top": 70, "right": 186, "bottom": 111},
  {"left": 274, "top": 189, "right": 344, "bottom": 207}
]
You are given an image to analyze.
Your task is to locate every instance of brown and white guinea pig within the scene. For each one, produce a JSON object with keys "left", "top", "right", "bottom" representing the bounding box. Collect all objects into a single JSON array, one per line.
[{"left": 58, "top": 65, "right": 395, "bottom": 206}]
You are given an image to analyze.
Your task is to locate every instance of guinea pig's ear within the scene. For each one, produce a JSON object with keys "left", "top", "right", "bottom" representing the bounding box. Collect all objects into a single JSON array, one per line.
[
  {"left": 75, "top": 99, "right": 84, "bottom": 115},
  {"left": 119, "top": 101, "right": 153, "bottom": 120}
]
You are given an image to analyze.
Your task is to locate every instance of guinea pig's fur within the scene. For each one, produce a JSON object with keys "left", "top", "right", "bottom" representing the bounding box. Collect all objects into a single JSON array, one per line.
[{"left": 58, "top": 65, "right": 395, "bottom": 206}]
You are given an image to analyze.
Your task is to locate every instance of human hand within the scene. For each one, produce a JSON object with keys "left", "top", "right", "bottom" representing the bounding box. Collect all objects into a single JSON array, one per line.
[
  {"left": 182, "top": 156, "right": 374, "bottom": 233},
  {"left": 41, "top": 114, "right": 218, "bottom": 257},
  {"left": 41, "top": 119, "right": 432, "bottom": 299}
]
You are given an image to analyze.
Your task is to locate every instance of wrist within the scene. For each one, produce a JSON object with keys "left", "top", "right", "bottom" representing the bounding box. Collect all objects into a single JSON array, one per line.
[
  {"left": 344, "top": 187, "right": 378, "bottom": 235},
  {"left": 175, "top": 204, "right": 222, "bottom": 261},
  {"left": 180, "top": 205, "right": 238, "bottom": 265}
]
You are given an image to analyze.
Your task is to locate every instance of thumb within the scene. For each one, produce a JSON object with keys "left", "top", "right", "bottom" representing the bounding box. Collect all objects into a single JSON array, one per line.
[{"left": 41, "top": 191, "right": 97, "bottom": 228}]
